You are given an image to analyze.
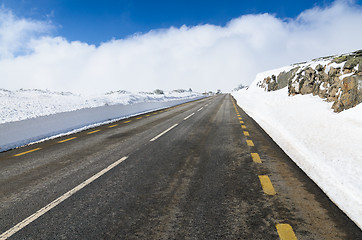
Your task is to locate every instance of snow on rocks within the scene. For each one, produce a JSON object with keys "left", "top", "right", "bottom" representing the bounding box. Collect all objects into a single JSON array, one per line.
[
  {"left": 256, "top": 50, "right": 362, "bottom": 112},
  {"left": 232, "top": 53, "right": 362, "bottom": 229}
]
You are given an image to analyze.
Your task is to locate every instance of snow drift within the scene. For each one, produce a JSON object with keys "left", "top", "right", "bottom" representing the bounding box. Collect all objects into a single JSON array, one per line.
[
  {"left": 232, "top": 54, "right": 362, "bottom": 229},
  {"left": 0, "top": 89, "right": 204, "bottom": 152}
]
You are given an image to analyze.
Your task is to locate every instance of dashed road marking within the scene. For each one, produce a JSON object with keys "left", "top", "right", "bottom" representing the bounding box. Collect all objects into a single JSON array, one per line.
[
  {"left": 145, "top": 114, "right": 151, "bottom": 117},
  {"left": 241, "top": 125, "right": 247, "bottom": 129},
  {"left": 276, "top": 224, "right": 298, "bottom": 240},
  {"left": 124, "top": 120, "right": 132, "bottom": 123},
  {"left": 13, "top": 148, "right": 42, "bottom": 157},
  {"left": 0, "top": 156, "right": 129, "bottom": 239},
  {"left": 243, "top": 131, "right": 250, "bottom": 136},
  {"left": 58, "top": 137, "right": 77, "bottom": 143},
  {"left": 108, "top": 124, "right": 118, "bottom": 128},
  {"left": 153, "top": 112, "right": 158, "bottom": 115},
  {"left": 246, "top": 139, "right": 254, "bottom": 146},
  {"left": 259, "top": 175, "right": 276, "bottom": 195},
  {"left": 251, "top": 153, "right": 262, "bottom": 163},
  {"left": 184, "top": 113, "right": 195, "bottom": 120},
  {"left": 240, "top": 121, "right": 244, "bottom": 124},
  {"left": 136, "top": 117, "right": 142, "bottom": 120},
  {"left": 150, "top": 124, "right": 179, "bottom": 142},
  {"left": 87, "top": 129, "right": 101, "bottom": 134},
  {"left": 197, "top": 107, "right": 203, "bottom": 111}
]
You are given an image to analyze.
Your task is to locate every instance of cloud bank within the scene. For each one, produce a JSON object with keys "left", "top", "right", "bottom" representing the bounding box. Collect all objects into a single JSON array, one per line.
[{"left": 0, "top": 1, "right": 362, "bottom": 94}]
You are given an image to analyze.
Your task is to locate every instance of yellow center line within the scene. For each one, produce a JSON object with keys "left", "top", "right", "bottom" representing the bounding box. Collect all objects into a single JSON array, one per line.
[
  {"left": 58, "top": 137, "right": 77, "bottom": 143},
  {"left": 124, "top": 120, "right": 132, "bottom": 123},
  {"left": 246, "top": 139, "right": 254, "bottom": 146},
  {"left": 87, "top": 129, "right": 101, "bottom": 134},
  {"left": 136, "top": 117, "right": 142, "bottom": 120},
  {"left": 243, "top": 131, "right": 250, "bottom": 136},
  {"left": 251, "top": 153, "right": 262, "bottom": 163},
  {"left": 108, "top": 124, "right": 118, "bottom": 128},
  {"left": 145, "top": 114, "right": 151, "bottom": 117},
  {"left": 259, "top": 175, "right": 276, "bottom": 195},
  {"left": 241, "top": 125, "right": 247, "bottom": 129},
  {"left": 13, "top": 148, "right": 42, "bottom": 157},
  {"left": 240, "top": 121, "right": 244, "bottom": 124},
  {"left": 153, "top": 112, "right": 158, "bottom": 115},
  {"left": 238, "top": 117, "right": 242, "bottom": 120},
  {"left": 276, "top": 224, "right": 298, "bottom": 240}
]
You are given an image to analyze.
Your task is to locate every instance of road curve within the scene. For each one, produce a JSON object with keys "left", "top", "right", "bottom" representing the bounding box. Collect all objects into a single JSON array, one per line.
[{"left": 0, "top": 94, "right": 361, "bottom": 239}]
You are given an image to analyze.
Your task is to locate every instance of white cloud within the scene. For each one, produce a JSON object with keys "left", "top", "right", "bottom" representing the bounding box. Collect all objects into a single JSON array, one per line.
[
  {"left": 0, "top": 1, "right": 362, "bottom": 94},
  {"left": 0, "top": 7, "right": 51, "bottom": 58}
]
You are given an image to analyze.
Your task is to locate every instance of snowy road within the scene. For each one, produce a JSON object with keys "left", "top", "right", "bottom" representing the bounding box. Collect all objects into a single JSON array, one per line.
[{"left": 0, "top": 95, "right": 361, "bottom": 239}]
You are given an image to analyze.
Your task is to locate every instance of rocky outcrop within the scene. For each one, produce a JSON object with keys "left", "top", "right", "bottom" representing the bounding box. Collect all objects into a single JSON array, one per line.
[{"left": 257, "top": 50, "right": 362, "bottom": 112}]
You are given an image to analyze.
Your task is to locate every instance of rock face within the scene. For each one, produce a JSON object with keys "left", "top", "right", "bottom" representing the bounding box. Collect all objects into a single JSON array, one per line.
[{"left": 257, "top": 50, "right": 362, "bottom": 112}]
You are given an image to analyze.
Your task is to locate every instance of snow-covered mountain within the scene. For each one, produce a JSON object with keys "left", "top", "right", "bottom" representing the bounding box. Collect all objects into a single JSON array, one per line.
[{"left": 232, "top": 50, "right": 362, "bottom": 229}]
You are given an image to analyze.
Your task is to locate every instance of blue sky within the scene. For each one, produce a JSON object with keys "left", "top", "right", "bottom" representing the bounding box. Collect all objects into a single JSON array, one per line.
[
  {"left": 0, "top": 0, "right": 362, "bottom": 93},
  {"left": 1, "top": 0, "right": 349, "bottom": 45}
]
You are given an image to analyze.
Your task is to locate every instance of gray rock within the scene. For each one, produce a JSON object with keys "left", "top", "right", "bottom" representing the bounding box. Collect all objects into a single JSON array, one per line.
[
  {"left": 318, "top": 88, "right": 327, "bottom": 98},
  {"left": 356, "top": 75, "right": 362, "bottom": 104},
  {"left": 328, "top": 67, "right": 340, "bottom": 77},
  {"left": 353, "top": 50, "right": 362, "bottom": 57},
  {"left": 276, "top": 67, "right": 299, "bottom": 90},
  {"left": 343, "top": 57, "right": 361, "bottom": 69},
  {"left": 316, "top": 64, "right": 324, "bottom": 71},
  {"left": 299, "top": 68, "right": 316, "bottom": 95},
  {"left": 333, "top": 55, "right": 348, "bottom": 63},
  {"left": 339, "top": 75, "right": 360, "bottom": 110},
  {"left": 332, "top": 101, "right": 343, "bottom": 112},
  {"left": 327, "top": 86, "right": 338, "bottom": 102}
]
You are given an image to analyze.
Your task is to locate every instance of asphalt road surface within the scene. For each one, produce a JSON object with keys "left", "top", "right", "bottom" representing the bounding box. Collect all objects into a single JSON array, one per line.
[{"left": 0, "top": 94, "right": 361, "bottom": 239}]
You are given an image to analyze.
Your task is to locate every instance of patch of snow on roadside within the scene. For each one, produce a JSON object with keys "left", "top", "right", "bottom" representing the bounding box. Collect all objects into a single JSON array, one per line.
[
  {"left": 232, "top": 73, "right": 362, "bottom": 229},
  {"left": 0, "top": 89, "right": 202, "bottom": 124}
]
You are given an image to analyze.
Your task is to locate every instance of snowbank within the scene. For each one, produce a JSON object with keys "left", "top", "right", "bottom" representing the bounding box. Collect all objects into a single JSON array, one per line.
[
  {"left": 0, "top": 89, "right": 202, "bottom": 124},
  {"left": 0, "top": 89, "right": 204, "bottom": 152},
  {"left": 232, "top": 69, "right": 362, "bottom": 229}
]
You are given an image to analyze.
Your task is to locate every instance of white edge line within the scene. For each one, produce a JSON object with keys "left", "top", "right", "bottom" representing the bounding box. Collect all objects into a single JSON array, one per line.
[
  {"left": 183, "top": 113, "right": 195, "bottom": 120},
  {"left": 150, "top": 123, "right": 178, "bottom": 142},
  {"left": 0, "top": 156, "right": 129, "bottom": 240},
  {"left": 197, "top": 107, "right": 203, "bottom": 111}
]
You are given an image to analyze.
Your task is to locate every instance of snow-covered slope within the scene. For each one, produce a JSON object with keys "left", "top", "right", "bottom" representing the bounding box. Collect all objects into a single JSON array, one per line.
[
  {"left": 232, "top": 62, "right": 362, "bottom": 229},
  {"left": 0, "top": 89, "right": 202, "bottom": 124},
  {"left": 0, "top": 89, "right": 204, "bottom": 152}
]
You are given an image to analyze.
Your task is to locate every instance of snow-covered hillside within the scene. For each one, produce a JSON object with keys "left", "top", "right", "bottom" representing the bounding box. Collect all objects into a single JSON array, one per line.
[
  {"left": 0, "top": 89, "right": 202, "bottom": 124},
  {"left": 232, "top": 54, "right": 362, "bottom": 229},
  {"left": 0, "top": 89, "right": 204, "bottom": 152}
]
